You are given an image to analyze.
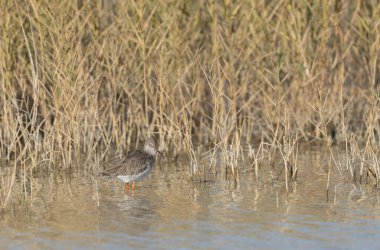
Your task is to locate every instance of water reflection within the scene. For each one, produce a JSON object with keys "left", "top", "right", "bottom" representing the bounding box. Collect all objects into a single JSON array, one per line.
[{"left": 1, "top": 150, "right": 380, "bottom": 249}]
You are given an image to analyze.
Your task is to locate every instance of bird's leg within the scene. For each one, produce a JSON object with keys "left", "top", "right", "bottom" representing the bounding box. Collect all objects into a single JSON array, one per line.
[
  {"left": 132, "top": 181, "right": 136, "bottom": 191},
  {"left": 124, "top": 183, "right": 130, "bottom": 193}
]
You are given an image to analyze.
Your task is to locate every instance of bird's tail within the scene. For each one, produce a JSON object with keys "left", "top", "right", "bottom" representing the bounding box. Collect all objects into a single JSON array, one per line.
[{"left": 97, "top": 172, "right": 112, "bottom": 179}]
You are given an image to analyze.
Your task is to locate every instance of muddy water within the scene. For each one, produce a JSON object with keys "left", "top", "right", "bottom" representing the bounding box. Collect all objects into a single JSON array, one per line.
[{"left": 1, "top": 151, "right": 380, "bottom": 249}]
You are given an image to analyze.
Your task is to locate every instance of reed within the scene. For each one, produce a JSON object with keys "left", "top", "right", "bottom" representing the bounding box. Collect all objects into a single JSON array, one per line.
[{"left": 1, "top": 0, "right": 380, "bottom": 202}]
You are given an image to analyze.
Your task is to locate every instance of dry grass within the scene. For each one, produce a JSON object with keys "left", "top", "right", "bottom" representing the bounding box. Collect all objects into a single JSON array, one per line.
[{"left": 1, "top": 0, "right": 380, "bottom": 204}]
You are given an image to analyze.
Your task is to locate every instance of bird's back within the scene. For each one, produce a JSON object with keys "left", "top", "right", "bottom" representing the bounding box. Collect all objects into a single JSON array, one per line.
[{"left": 101, "top": 150, "right": 155, "bottom": 178}]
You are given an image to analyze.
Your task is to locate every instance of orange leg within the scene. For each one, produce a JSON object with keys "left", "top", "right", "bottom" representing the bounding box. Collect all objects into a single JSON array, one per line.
[
  {"left": 124, "top": 183, "right": 130, "bottom": 193},
  {"left": 132, "top": 181, "right": 136, "bottom": 191}
]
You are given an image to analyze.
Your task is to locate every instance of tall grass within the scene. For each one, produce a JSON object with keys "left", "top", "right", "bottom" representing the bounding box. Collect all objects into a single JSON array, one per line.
[{"left": 1, "top": 0, "right": 380, "bottom": 203}]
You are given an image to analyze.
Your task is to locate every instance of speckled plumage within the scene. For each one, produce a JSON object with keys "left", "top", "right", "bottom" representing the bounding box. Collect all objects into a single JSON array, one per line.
[{"left": 101, "top": 138, "right": 159, "bottom": 184}]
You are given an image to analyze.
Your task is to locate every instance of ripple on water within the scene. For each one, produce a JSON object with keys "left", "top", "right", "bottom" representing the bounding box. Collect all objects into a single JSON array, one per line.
[{"left": 1, "top": 151, "right": 380, "bottom": 249}]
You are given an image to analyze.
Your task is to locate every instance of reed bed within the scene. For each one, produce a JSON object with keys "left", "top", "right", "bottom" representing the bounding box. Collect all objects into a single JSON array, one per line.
[{"left": 1, "top": 0, "right": 380, "bottom": 203}]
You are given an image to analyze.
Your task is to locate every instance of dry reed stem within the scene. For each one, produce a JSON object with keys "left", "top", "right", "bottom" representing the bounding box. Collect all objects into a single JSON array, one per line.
[{"left": 0, "top": 1, "right": 380, "bottom": 204}]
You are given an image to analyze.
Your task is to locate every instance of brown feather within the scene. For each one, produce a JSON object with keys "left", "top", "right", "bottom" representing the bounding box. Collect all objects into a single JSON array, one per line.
[{"left": 101, "top": 150, "right": 155, "bottom": 177}]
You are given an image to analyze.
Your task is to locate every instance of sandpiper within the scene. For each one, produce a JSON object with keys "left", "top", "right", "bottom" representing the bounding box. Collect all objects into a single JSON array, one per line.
[{"left": 101, "top": 138, "right": 161, "bottom": 192}]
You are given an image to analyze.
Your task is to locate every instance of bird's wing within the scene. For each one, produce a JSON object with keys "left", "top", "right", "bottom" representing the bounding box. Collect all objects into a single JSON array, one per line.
[{"left": 101, "top": 150, "right": 153, "bottom": 177}]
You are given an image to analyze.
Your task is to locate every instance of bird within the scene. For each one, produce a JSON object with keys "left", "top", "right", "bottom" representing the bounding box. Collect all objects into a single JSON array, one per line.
[{"left": 100, "top": 138, "right": 162, "bottom": 192}]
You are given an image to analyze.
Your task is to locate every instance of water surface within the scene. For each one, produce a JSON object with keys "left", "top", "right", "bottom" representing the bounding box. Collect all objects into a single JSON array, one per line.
[{"left": 1, "top": 151, "right": 380, "bottom": 249}]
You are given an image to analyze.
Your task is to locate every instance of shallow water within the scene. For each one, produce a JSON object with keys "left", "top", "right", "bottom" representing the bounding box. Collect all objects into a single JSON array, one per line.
[{"left": 1, "top": 151, "right": 380, "bottom": 249}]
